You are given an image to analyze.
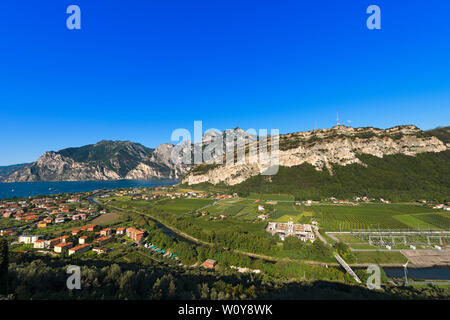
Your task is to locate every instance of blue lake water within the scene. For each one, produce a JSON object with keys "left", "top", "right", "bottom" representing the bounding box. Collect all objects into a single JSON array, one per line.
[
  {"left": 0, "top": 179, "right": 178, "bottom": 200},
  {"left": 384, "top": 267, "right": 450, "bottom": 281}
]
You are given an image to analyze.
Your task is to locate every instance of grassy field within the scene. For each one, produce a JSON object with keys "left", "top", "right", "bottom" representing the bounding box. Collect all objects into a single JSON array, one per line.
[
  {"left": 333, "top": 234, "right": 361, "bottom": 243},
  {"left": 247, "top": 193, "right": 294, "bottom": 201},
  {"left": 101, "top": 193, "right": 449, "bottom": 266},
  {"left": 92, "top": 212, "right": 122, "bottom": 226},
  {"left": 153, "top": 198, "right": 214, "bottom": 214},
  {"left": 414, "top": 213, "right": 450, "bottom": 229},
  {"left": 393, "top": 214, "right": 439, "bottom": 230},
  {"left": 353, "top": 251, "right": 408, "bottom": 264},
  {"left": 307, "top": 204, "right": 448, "bottom": 231}
]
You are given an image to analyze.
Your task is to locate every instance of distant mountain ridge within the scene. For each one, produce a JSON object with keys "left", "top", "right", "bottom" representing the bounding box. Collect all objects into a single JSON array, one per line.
[
  {"left": 2, "top": 125, "right": 449, "bottom": 185},
  {"left": 182, "top": 125, "right": 450, "bottom": 185},
  {"left": 2, "top": 140, "right": 188, "bottom": 182},
  {"left": 0, "top": 163, "right": 30, "bottom": 180},
  {"left": 182, "top": 125, "right": 450, "bottom": 201}
]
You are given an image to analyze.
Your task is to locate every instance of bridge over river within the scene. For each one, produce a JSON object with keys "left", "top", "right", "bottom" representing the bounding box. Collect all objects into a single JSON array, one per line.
[{"left": 334, "top": 253, "right": 362, "bottom": 283}]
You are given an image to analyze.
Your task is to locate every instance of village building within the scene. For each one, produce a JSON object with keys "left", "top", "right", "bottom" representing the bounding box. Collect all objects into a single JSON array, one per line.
[
  {"left": 33, "top": 239, "right": 48, "bottom": 249},
  {"left": 266, "top": 221, "right": 316, "bottom": 242},
  {"left": 95, "top": 236, "right": 112, "bottom": 246},
  {"left": 72, "top": 213, "right": 87, "bottom": 220},
  {"left": 47, "top": 237, "right": 62, "bottom": 248},
  {"left": 43, "top": 217, "right": 53, "bottom": 224},
  {"left": 202, "top": 259, "right": 217, "bottom": 269},
  {"left": 54, "top": 242, "right": 73, "bottom": 253},
  {"left": 93, "top": 247, "right": 110, "bottom": 254},
  {"left": 3, "top": 212, "right": 12, "bottom": 218},
  {"left": 68, "top": 244, "right": 91, "bottom": 256},
  {"left": 71, "top": 229, "right": 82, "bottom": 236},
  {"left": 55, "top": 217, "right": 65, "bottom": 224},
  {"left": 116, "top": 227, "right": 126, "bottom": 235},
  {"left": 0, "top": 230, "right": 15, "bottom": 236},
  {"left": 37, "top": 222, "right": 47, "bottom": 228},
  {"left": 18, "top": 235, "right": 43, "bottom": 244},
  {"left": 67, "top": 196, "right": 80, "bottom": 203},
  {"left": 100, "top": 228, "right": 113, "bottom": 236},
  {"left": 126, "top": 227, "right": 145, "bottom": 242},
  {"left": 78, "top": 236, "right": 88, "bottom": 244},
  {"left": 80, "top": 224, "right": 96, "bottom": 232}
]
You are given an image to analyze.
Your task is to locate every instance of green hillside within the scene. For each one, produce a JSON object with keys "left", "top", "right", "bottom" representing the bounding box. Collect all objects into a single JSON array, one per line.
[
  {"left": 227, "top": 150, "right": 450, "bottom": 202},
  {"left": 427, "top": 126, "right": 450, "bottom": 144}
]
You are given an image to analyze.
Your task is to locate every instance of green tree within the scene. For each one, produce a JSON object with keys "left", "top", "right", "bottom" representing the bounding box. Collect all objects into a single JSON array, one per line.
[{"left": 0, "top": 238, "right": 8, "bottom": 295}]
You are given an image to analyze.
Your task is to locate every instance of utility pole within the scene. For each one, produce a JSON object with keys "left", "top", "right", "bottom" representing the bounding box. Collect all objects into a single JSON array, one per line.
[{"left": 403, "top": 260, "right": 409, "bottom": 286}]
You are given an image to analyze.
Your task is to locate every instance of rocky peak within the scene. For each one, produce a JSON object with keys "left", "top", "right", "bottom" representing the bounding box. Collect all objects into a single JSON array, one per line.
[{"left": 182, "top": 125, "right": 448, "bottom": 186}]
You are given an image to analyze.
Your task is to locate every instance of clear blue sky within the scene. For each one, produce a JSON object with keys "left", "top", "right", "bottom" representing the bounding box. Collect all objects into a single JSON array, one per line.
[{"left": 1, "top": 1, "right": 449, "bottom": 165}]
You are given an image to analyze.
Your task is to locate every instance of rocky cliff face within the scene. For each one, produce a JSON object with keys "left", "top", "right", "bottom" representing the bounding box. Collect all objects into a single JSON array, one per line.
[
  {"left": 182, "top": 125, "right": 448, "bottom": 186},
  {"left": 4, "top": 125, "right": 448, "bottom": 183},
  {"left": 4, "top": 152, "right": 122, "bottom": 182},
  {"left": 2, "top": 141, "right": 190, "bottom": 182}
]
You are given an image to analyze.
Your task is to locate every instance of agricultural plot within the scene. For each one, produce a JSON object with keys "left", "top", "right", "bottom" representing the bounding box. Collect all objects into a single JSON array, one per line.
[
  {"left": 92, "top": 212, "right": 122, "bottom": 226},
  {"left": 274, "top": 211, "right": 313, "bottom": 224},
  {"left": 393, "top": 214, "right": 439, "bottom": 230},
  {"left": 311, "top": 204, "right": 448, "bottom": 231},
  {"left": 414, "top": 213, "right": 450, "bottom": 230},
  {"left": 154, "top": 198, "right": 214, "bottom": 214},
  {"left": 246, "top": 193, "right": 294, "bottom": 201},
  {"left": 353, "top": 251, "right": 408, "bottom": 264},
  {"left": 207, "top": 199, "right": 247, "bottom": 217}
]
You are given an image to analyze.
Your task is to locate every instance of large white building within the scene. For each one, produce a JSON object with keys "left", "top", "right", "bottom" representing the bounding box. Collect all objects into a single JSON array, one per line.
[
  {"left": 18, "top": 235, "right": 43, "bottom": 244},
  {"left": 266, "top": 221, "right": 315, "bottom": 242}
]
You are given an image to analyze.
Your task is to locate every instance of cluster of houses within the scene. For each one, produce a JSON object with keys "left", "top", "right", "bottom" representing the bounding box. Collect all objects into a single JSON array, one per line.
[
  {"left": 324, "top": 196, "right": 390, "bottom": 204},
  {"left": 295, "top": 200, "right": 314, "bottom": 207},
  {"left": 258, "top": 214, "right": 271, "bottom": 220},
  {"left": 0, "top": 196, "right": 104, "bottom": 231},
  {"left": 199, "top": 211, "right": 229, "bottom": 221},
  {"left": 215, "top": 194, "right": 235, "bottom": 200},
  {"left": 433, "top": 203, "right": 450, "bottom": 211},
  {"left": 17, "top": 225, "right": 146, "bottom": 256},
  {"left": 208, "top": 214, "right": 228, "bottom": 221},
  {"left": 266, "top": 220, "right": 316, "bottom": 242},
  {"left": 112, "top": 187, "right": 211, "bottom": 201},
  {"left": 417, "top": 199, "right": 450, "bottom": 210}
]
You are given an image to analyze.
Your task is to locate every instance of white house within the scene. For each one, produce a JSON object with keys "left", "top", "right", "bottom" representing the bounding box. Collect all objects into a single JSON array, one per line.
[{"left": 19, "top": 235, "right": 43, "bottom": 244}]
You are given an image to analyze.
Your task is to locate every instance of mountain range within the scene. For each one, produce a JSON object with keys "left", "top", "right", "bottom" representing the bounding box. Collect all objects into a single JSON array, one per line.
[
  {"left": 182, "top": 125, "right": 450, "bottom": 201},
  {"left": 0, "top": 127, "right": 252, "bottom": 182},
  {"left": 182, "top": 125, "right": 449, "bottom": 185},
  {"left": 1, "top": 126, "right": 449, "bottom": 198}
]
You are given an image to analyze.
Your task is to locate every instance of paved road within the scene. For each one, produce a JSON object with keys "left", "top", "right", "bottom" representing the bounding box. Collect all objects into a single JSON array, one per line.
[{"left": 315, "top": 229, "right": 332, "bottom": 247}]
